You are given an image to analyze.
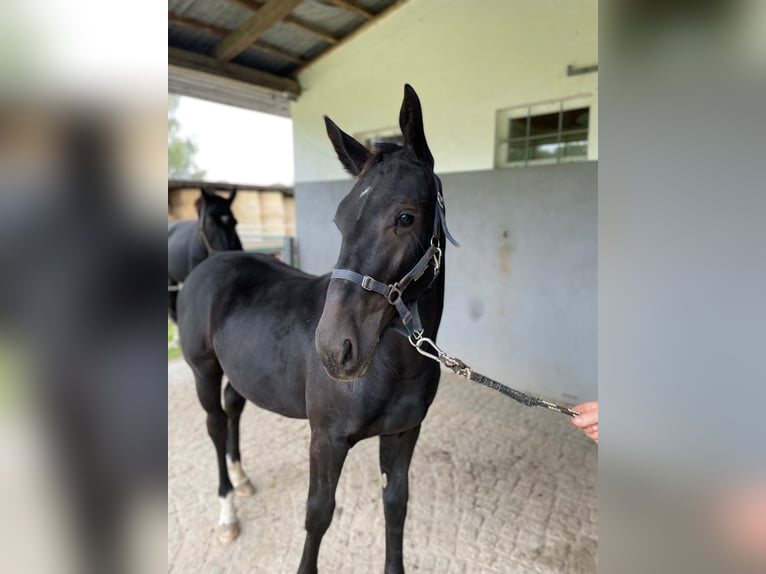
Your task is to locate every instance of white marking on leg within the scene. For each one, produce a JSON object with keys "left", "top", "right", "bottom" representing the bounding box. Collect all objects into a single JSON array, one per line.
[
  {"left": 219, "top": 492, "right": 237, "bottom": 525},
  {"left": 227, "top": 455, "right": 248, "bottom": 488},
  {"left": 382, "top": 472, "right": 388, "bottom": 490}
]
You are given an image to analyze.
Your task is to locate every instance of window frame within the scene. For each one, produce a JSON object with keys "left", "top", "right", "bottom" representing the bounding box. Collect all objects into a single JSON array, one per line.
[{"left": 495, "top": 94, "right": 592, "bottom": 169}]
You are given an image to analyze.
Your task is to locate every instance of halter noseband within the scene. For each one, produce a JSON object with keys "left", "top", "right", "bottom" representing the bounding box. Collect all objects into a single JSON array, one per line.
[{"left": 330, "top": 175, "right": 459, "bottom": 340}]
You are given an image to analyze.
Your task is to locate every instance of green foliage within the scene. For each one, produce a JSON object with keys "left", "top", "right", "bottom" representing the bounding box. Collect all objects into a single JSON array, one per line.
[
  {"left": 168, "top": 320, "right": 182, "bottom": 361},
  {"left": 168, "top": 95, "right": 207, "bottom": 180}
]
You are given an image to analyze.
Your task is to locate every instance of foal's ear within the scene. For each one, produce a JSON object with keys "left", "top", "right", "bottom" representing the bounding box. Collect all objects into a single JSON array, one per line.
[
  {"left": 228, "top": 187, "right": 237, "bottom": 205},
  {"left": 324, "top": 116, "right": 372, "bottom": 176},
  {"left": 399, "top": 84, "right": 434, "bottom": 169}
]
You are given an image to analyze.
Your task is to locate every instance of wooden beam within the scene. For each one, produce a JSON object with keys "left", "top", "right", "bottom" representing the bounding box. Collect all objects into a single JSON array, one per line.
[
  {"left": 169, "top": 12, "right": 304, "bottom": 65},
  {"left": 326, "top": 0, "right": 373, "bottom": 20},
  {"left": 169, "top": 179, "right": 293, "bottom": 195},
  {"left": 297, "top": 0, "right": 407, "bottom": 74},
  {"left": 169, "top": 12, "right": 229, "bottom": 36},
  {"left": 169, "top": 47, "right": 301, "bottom": 95},
  {"left": 169, "top": 66, "right": 293, "bottom": 116},
  {"left": 215, "top": 0, "right": 303, "bottom": 61},
  {"left": 228, "top": 0, "right": 339, "bottom": 44}
]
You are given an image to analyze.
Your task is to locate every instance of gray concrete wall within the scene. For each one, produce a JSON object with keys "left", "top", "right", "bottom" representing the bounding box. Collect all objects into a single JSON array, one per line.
[{"left": 295, "top": 163, "right": 596, "bottom": 403}]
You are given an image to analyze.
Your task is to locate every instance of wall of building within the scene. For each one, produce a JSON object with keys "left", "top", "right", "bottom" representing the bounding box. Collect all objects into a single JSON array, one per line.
[
  {"left": 292, "top": 0, "right": 598, "bottom": 183},
  {"left": 295, "top": 162, "right": 596, "bottom": 403}
]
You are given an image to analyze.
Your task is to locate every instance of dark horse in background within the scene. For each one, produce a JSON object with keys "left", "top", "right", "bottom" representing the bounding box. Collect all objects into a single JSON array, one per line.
[
  {"left": 177, "top": 85, "right": 449, "bottom": 573},
  {"left": 168, "top": 188, "right": 242, "bottom": 321}
]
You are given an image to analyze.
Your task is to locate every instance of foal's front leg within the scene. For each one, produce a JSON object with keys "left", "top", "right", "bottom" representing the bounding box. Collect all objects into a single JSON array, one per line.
[
  {"left": 379, "top": 425, "right": 421, "bottom": 574},
  {"left": 297, "top": 430, "right": 349, "bottom": 574}
]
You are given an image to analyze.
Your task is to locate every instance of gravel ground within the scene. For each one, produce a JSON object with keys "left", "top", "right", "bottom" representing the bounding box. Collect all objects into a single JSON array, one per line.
[{"left": 168, "top": 360, "right": 597, "bottom": 574}]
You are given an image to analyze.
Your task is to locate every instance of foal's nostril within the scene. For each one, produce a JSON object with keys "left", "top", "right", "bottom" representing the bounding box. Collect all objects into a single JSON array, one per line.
[{"left": 341, "top": 339, "right": 353, "bottom": 365}]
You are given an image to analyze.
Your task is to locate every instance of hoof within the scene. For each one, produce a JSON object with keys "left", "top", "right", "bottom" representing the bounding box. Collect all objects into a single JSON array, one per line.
[
  {"left": 235, "top": 479, "right": 256, "bottom": 497},
  {"left": 218, "top": 521, "right": 240, "bottom": 544}
]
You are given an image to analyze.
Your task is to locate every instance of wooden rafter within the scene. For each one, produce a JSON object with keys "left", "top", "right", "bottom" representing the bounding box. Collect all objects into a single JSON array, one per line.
[
  {"left": 215, "top": 0, "right": 304, "bottom": 61},
  {"left": 326, "top": 0, "right": 373, "bottom": 20},
  {"left": 297, "top": 0, "right": 408, "bottom": 74},
  {"left": 169, "top": 12, "right": 304, "bottom": 65},
  {"left": 169, "top": 47, "right": 301, "bottom": 96},
  {"left": 228, "top": 0, "right": 339, "bottom": 44}
]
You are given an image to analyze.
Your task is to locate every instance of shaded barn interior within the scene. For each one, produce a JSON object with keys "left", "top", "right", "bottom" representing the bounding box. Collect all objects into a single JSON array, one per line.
[{"left": 168, "top": 0, "right": 407, "bottom": 115}]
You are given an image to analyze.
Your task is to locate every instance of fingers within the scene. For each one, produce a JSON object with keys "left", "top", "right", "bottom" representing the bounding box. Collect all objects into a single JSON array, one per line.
[
  {"left": 572, "top": 404, "right": 598, "bottom": 428},
  {"left": 571, "top": 401, "right": 599, "bottom": 443},
  {"left": 573, "top": 401, "right": 598, "bottom": 414},
  {"left": 583, "top": 424, "right": 598, "bottom": 443}
]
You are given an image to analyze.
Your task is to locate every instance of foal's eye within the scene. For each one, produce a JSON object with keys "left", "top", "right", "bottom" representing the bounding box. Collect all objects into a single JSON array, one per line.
[
  {"left": 220, "top": 215, "right": 231, "bottom": 225},
  {"left": 397, "top": 213, "right": 415, "bottom": 227}
]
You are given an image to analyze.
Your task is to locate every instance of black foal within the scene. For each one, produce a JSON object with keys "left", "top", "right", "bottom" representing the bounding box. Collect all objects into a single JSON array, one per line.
[{"left": 177, "top": 85, "right": 449, "bottom": 573}]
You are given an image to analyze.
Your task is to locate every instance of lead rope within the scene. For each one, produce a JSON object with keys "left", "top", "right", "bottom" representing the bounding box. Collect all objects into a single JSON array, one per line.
[{"left": 408, "top": 334, "right": 581, "bottom": 417}]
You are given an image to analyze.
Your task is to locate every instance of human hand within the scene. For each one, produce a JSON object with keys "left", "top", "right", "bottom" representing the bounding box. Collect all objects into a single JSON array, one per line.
[{"left": 571, "top": 401, "right": 598, "bottom": 443}]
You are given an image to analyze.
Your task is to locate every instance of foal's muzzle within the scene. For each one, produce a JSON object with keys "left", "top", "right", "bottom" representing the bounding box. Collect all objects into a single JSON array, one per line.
[{"left": 314, "top": 296, "right": 388, "bottom": 382}]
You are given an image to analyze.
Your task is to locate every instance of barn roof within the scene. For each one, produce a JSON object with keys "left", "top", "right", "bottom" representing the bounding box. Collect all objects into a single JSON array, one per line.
[{"left": 168, "top": 0, "right": 406, "bottom": 116}]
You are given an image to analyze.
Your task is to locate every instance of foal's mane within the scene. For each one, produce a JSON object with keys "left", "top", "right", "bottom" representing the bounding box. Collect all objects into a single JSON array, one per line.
[{"left": 361, "top": 142, "right": 414, "bottom": 175}]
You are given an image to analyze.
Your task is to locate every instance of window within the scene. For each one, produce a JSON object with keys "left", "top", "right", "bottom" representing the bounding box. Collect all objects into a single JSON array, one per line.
[{"left": 495, "top": 96, "right": 591, "bottom": 168}]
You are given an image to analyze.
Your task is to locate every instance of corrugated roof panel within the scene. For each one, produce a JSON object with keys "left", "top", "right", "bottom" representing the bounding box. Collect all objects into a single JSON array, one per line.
[
  {"left": 260, "top": 21, "right": 325, "bottom": 59},
  {"left": 292, "top": 2, "right": 364, "bottom": 37},
  {"left": 168, "top": 0, "right": 197, "bottom": 13},
  {"left": 171, "top": 0, "right": 252, "bottom": 30},
  {"left": 169, "top": 24, "right": 218, "bottom": 57}
]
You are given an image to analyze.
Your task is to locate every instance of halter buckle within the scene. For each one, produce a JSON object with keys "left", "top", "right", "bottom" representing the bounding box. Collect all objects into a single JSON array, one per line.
[
  {"left": 387, "top": 283, "right": 402, "bottom": 304},
  {"left": 361, "top": 275, "right": 374, "bottom": 291}
]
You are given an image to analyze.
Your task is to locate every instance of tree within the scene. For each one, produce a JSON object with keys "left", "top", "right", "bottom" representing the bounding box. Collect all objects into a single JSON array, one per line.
[{"left": 168, "top": 95, "right": 206, "bottom": 180}]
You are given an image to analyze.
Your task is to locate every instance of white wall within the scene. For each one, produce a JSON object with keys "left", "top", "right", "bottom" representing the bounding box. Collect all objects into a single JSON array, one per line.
[{"left": 292, "top": 0, "right": 598, "bottom": 183}]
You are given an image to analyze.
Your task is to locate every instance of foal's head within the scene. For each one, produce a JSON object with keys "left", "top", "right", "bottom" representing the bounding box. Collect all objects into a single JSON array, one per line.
[
  {"left": 316, "top": 85, "right": 441, "bottom": 382},
  {"left": 195, "top": 188, "right": 242, "bottom": 253}
]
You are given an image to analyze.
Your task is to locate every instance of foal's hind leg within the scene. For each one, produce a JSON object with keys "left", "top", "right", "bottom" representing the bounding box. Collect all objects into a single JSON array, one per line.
[
  {"left": 168, "top": 279, "right": 180, "bottom": 324},
  {"left": 379, "top": 425, "right": 421, "bottom": 574},
  {"left": 192, "top": 360, "right": 240, "bottom": 543},
  {"left": 223, "top": 382, "right": 256, "bottom": 497},
  {"left": 297, "top": 430, "right": 349, "bottom": 574}
]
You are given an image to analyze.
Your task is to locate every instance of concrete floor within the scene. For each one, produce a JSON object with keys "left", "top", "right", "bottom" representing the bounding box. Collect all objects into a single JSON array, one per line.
[{"left": 168, "top": 360, "right": 598, "bottom": 574}]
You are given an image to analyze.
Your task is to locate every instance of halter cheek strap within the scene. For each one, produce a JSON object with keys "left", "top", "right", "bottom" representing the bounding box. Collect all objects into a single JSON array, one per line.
[
  {"left": 330, "top": 175, "right": 458, "bottom": 339},
  {"left": 198, "top": 204, "right": 218, "bottom": 256}
]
